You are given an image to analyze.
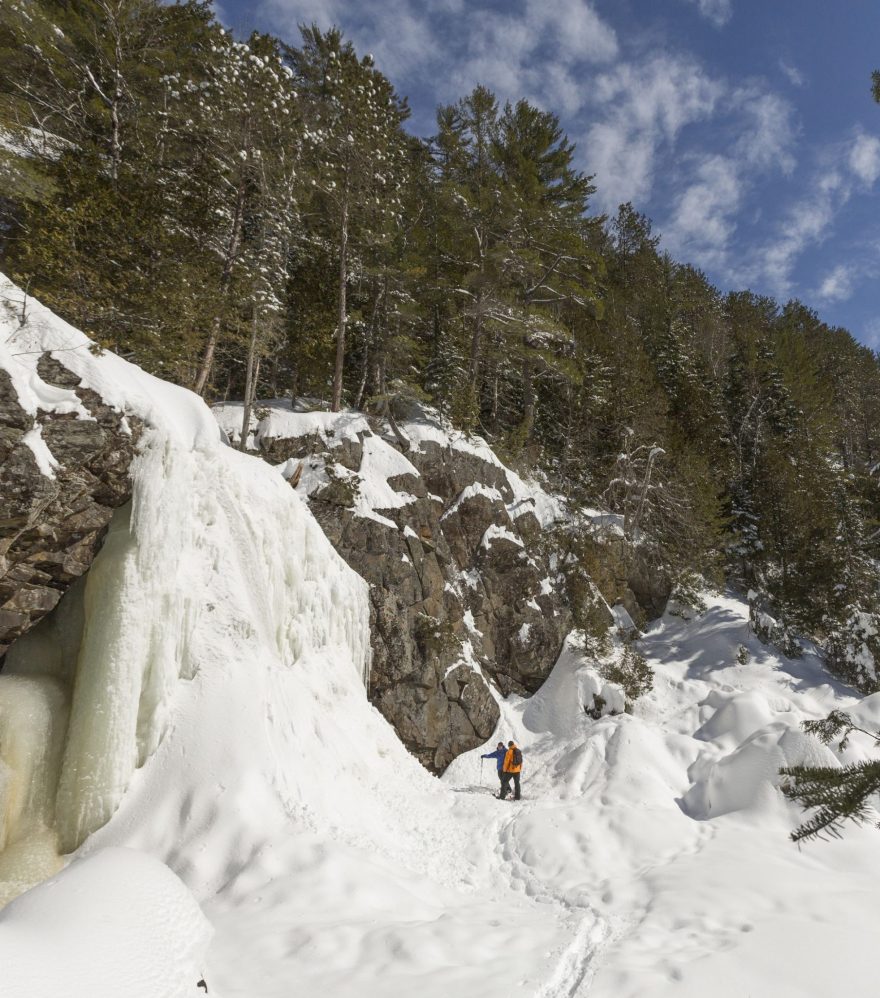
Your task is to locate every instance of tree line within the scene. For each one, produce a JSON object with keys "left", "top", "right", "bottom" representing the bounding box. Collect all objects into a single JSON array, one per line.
[{"left": 3, "top": 0, "right": 880, "bottom": 691}]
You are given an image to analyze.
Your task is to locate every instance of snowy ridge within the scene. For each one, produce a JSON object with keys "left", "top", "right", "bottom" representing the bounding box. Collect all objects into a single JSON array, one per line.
[{"left": 214, "top": 398, "right": 569, "bottom": 532}]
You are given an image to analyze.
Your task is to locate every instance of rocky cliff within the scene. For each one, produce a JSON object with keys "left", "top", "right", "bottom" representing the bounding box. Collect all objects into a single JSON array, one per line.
[
  {"left": 0, "top": 271, "right": 670, "bottom": 776},
  {"left": 213, "top": 401, "right": 629, "bottom": 771},
  {"left": 0, "top": 307, "right": 141, "bottom": 656}
]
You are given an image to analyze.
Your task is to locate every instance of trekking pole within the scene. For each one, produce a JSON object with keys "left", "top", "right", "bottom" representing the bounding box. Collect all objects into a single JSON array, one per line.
[{"left": 480, "top": 757, "right": 484, "bottom": 787}]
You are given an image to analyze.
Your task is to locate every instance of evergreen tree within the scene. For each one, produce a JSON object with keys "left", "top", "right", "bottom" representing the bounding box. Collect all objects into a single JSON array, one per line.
[{"left": 289, "top": 25, "right": 409, "bottom": 411}]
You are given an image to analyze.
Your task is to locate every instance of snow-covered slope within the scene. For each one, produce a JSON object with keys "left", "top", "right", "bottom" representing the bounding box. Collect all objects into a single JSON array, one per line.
[
  {"left": 447, "top": 593, "right": 880, "bottom": 997},
  {"left": 4, "top": 278, "right": 880, "bottom": 997}
]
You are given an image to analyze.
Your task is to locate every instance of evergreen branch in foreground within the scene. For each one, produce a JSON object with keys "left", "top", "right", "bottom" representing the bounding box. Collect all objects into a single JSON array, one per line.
[{"left": 781, "top": 759, "right": 880, "bottom": 843}]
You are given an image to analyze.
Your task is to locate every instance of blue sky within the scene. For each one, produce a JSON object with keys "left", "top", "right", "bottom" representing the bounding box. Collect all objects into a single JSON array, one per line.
[{"left": 217, "top": 0, "right": 880, "bottom": 347}]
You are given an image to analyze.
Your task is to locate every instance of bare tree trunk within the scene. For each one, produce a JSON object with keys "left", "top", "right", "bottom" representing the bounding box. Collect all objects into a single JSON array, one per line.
[
  {"left": 331, "top": 188, "right": 350, "bottom": 412},
  {"left": 383, "top": 400, "right": 411, "bottom": 452},
  {"left": 193, "top": 318, "right": 220, "bottom": 397},
  {"left": 240, "top": 304, "right": 259, "bottom": 451},
  {"left": 110, "top": 38, "right": 122, "bottom": 182},
  {"left": 354, "top": 357, "right": 369, "bottom": 411},
  {"left": 193, "top": 136, "right": 250, "bottom": 397},
  {"left": 354, "top": 286, "right": 382, "bottom": 410},
  {"left": 468, "top": 303, "right": 483, "bottom": 389},
  {"left": 631, "top": 447, "right": 662, "bottom": 539},
  {"left": 468, "top": 226, "right": 486, "bottom": 391},
  {"left": 377, "top": 278, "right": 390, "bottom": 397},
  {"left": 521, "top": 354, "right": 535, "bottom": 440}
]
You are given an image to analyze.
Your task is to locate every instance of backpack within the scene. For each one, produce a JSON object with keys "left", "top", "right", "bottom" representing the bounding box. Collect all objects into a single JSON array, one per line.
[{"left": 512, "top": 747, "right": 523, "bottom": 768}]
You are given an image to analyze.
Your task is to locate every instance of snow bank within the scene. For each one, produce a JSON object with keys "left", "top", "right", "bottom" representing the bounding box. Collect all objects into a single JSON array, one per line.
[
  {"left": 445, "top": 591, "right": 880, "bottom": 998},
  {"left": 0, "top": 848, "right": 211, "bottom": 998}
]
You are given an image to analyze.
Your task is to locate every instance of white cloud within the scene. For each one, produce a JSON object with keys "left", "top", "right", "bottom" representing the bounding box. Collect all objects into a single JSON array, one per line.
[
  {"left": 748, "top": 171, "right": 845, "bottom": 297},
  {"left": 817, "top": 264, "right": 855, "bottom": 302},
  {"left": 643, "top": 80, "right": 795, "bottom": 268},
  {"left": 861, "top": 318, "right": 880, "bottom": 350},
  {"left": 662, "top": 94, "right": 794, "bottom": 266},
  {"left": 733, "top": 88, "right": 796, "bottom": 173},
  {"left": 849, "top": 133, "right": 880, "bottom": 186},
  {"left": 681, "top": 0, "right": 733, "bottom": 27},
  {"left": 779, "top": 60, "right": 805, "bottom": 88},
  {"left": 664, "top": 154, "right": 741, "bottom": 265},
  {"left": 745, "top": 133, "right": 880, "bottom": 297},
  {"left": 536, "top": 0, "right": 619, "bottom": 63},
  {"left": 255, "top": 0, "right": 617, "bottom": 120},
  {"left": 434, "top": 0, "right": 620, "bottom": 119},
  {"left": 584, "top": 55, "right": 723, "bottom": 209}
]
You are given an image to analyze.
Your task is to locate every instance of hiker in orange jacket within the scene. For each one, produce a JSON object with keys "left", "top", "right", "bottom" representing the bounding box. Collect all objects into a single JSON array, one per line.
[{"left": 499, "top": 740, "right": 522, "bottom": 800}]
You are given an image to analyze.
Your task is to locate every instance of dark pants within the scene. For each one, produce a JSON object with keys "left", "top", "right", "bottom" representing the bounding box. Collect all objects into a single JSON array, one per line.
[{"left": 500, "top": 771, "right": 521, "bottom": 800}]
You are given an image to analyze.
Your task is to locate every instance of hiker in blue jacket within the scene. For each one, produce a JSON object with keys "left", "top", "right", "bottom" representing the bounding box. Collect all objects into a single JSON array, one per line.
[{"left": 481, "top": 742, "right": 506, "bottom": 792}]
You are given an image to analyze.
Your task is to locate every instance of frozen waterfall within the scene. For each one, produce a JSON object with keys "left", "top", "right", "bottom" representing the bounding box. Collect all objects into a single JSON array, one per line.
[{"left": 0, "top": 273, "right": 371, "bottom": 905}]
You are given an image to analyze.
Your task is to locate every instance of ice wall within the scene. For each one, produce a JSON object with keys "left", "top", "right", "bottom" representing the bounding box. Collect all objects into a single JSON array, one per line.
[{"left": 0, "top": 273, "right": 372, "bottom": 903}]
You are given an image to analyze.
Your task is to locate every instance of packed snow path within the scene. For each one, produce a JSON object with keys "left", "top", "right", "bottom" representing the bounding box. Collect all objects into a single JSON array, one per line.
[{"left": 443, "top": 594, "right": 880, "bottom": 998}]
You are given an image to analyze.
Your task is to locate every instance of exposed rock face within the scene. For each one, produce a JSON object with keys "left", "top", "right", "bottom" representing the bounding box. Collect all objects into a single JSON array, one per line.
[
  {"left": 215, "top": 403, "right": 575, "bottom": 772},
  {"left": 569, "top": 529, "right": 672, "bottom": 630},
  {"left": 0, "top": 355, "right": 140, "bottom": 655}
]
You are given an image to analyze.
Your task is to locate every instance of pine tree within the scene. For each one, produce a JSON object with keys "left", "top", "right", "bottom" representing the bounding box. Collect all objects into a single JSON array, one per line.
[
  {"left": 188, "top": 29, "right": 301, "bottom": 396},
  {"left": 289, "top": 26, "right": 409, "bottom": 412}
]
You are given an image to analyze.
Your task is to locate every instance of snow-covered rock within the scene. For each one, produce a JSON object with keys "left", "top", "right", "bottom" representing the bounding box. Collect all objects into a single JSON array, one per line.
[
  {"left": 214, "top": 399, "right": 575, "bottom": 770},
  {"left": 0, "top": 280, "right": 149, "bottom": 653}
]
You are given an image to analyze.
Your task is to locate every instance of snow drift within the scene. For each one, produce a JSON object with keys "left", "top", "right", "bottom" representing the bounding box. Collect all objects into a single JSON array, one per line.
[{"left": 0, "top": 848, "right": 211, "bottom": 998}]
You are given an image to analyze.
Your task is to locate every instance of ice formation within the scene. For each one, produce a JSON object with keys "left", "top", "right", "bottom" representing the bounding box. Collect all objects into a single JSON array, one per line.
[{"left": 0, "top": 272, "right": 370, "bottom": 918}]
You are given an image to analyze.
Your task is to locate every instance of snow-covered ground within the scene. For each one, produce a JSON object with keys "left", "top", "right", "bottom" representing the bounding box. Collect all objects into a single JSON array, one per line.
[
  {"left": 449, "top": 594, "right": 880, "bottom": 997},
  {"left": 3, "top": 277, "right": 880, "bottom": 996}
]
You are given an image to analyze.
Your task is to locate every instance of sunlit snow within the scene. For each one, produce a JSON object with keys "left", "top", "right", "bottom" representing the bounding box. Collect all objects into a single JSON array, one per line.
[{"left": 2, "top": 276, "right": 880, "bottom": 997}]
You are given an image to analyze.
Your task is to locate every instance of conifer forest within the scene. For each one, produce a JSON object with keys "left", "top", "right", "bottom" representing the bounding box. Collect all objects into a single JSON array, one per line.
[{"left": 2, "top": 0, "right": 880, "bottom": 690}]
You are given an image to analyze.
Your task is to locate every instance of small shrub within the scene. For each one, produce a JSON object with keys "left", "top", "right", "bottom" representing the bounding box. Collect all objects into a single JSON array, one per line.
[{"left": 602, "top": 644, "right": 654, "bottom": 702}]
